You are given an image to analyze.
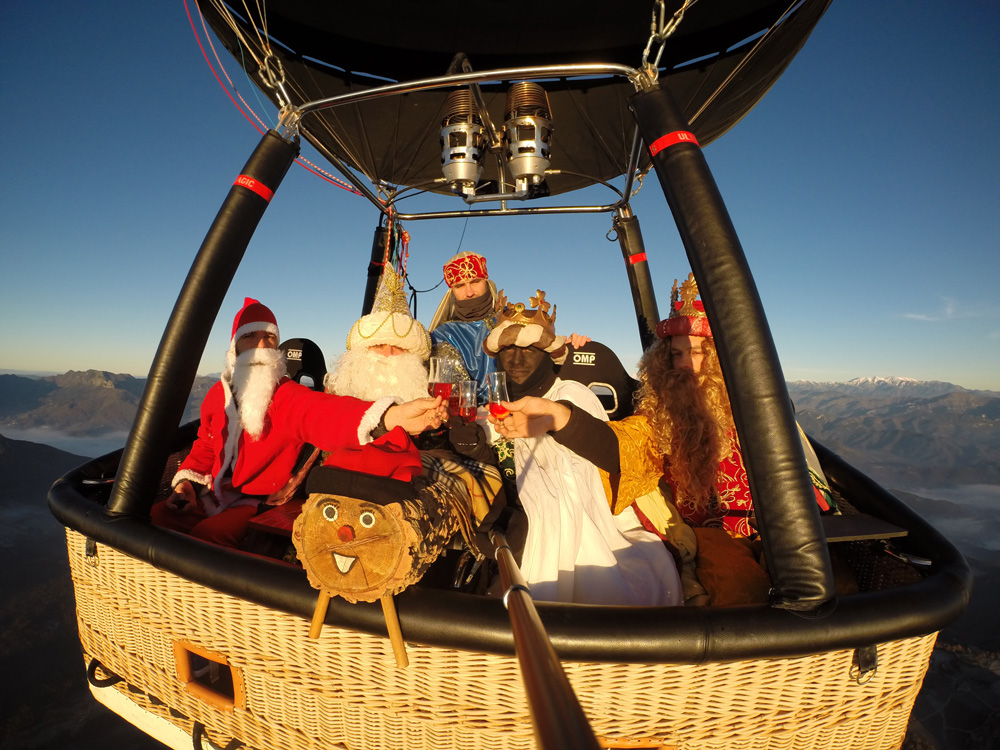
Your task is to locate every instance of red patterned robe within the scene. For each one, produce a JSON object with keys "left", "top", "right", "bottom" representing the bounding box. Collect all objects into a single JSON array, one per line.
[{"left": 601, "top": 415, "right": 829, "bottom": 539}]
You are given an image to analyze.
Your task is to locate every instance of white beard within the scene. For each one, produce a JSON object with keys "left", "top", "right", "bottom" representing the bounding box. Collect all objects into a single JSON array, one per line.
[
  {"left": 326, "top": 348, "right": 429, "bottom": 402},
  {"left": 229, "top": 347, "right": 286, "bottom": 439}
]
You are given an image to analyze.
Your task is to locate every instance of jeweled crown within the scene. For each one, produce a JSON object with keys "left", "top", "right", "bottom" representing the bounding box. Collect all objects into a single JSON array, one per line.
[
  {"left": 495, "top": 289, "right": 557, "bottom": 331},
  {"left": 669, "top": 273, "right": 704, "bottom": 320}
]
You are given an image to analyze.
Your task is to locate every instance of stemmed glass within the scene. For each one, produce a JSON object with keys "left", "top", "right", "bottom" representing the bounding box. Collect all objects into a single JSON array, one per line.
[
  {"left": 457, "top": 379, "right": 478, "bottom": 423},
  {"left": 485, "top": 371, "right": 510, "bottom": 418},
  {"left": 428, "top": 357, "right": 460, "bottom": 418}
]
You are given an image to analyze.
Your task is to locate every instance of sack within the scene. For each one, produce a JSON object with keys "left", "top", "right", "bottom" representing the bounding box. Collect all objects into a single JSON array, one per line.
[{"left": 693, "top": 527, "right": 772, "bottom": 606}]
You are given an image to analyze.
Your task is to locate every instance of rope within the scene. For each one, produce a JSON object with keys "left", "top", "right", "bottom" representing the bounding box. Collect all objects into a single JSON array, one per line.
[
  {"left": 87, "top": 658, "right": 124, "bottom": 688},
  {"left": 184, "top": 0, "right": 264, "bottom": 133},
  {"left": 187, "top": 0, "right": 363, "bottom": 194},
  {"left": 197, "top": 2, "right": 270, "bottom": 132},
  {"left": 688, "top": 0, "right": 802, "bottom": 125}
]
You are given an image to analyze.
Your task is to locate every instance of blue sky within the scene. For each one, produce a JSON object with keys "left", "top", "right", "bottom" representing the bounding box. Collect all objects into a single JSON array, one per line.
[{"left": 1, "top": 1, "right": 998, "bottom": 390}]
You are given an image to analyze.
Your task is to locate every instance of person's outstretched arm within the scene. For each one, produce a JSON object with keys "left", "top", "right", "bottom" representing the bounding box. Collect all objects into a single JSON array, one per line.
[{"left": 491, "top": 396, "right": 619, "bottom": 472}]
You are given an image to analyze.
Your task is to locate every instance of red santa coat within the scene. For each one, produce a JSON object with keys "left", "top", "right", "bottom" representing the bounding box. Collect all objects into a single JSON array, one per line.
[{"left": 175, "top": 377, "right": 387, "bottom": 512}]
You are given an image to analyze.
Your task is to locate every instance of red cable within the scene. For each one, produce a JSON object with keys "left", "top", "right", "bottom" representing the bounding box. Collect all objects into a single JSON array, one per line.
[
  {"left": 183, "top": 1, "right": 364, "bottom": 196},
  {"left": 184, "top": 0, "right": 263, "bottom": 134}
]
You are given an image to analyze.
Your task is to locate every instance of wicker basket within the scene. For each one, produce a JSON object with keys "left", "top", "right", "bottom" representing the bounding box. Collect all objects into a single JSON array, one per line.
[{"left": 66, "top": 529, "right": 935, "bottom": 750}]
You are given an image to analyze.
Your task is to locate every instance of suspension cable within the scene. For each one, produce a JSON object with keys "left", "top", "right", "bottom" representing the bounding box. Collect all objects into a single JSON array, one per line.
[{"left": 186, "top": 0, "right": 363, "bottom": 194}]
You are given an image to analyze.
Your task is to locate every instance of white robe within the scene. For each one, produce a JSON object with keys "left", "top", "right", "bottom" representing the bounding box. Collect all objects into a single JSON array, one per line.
[{"left": 513, "top": 379, "right": 682, "bottom": 606}]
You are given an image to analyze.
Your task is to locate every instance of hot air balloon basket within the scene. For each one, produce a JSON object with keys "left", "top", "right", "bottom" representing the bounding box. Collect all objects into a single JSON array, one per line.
[{"left": 64, "top": 528, "right": 935, "bottom": 750}]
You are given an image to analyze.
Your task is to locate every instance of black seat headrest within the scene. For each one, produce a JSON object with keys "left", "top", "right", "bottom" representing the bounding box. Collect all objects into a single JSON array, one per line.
[
  {"left": 280, "top": 338, "right": 327, "bottom": 391},
  {"left": 556, "top": 341, "right": 639, "bottom": 421}
]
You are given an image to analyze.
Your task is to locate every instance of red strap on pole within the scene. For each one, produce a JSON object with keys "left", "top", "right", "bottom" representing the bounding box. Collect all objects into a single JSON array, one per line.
[
  {"left": 233, "top": 174, "right": 275, "bottom": 202},
  {"left": 648, "top": 131, "right": 700, "bottom": 157}
]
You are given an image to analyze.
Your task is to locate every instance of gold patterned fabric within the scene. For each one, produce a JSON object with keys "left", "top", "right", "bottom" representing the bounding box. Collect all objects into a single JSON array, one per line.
[
  {"left": 442, "top": 251, "right": 488, "bottom": 286},
  {"left": 346, "top": 266, "right": 431, "bottom": 357},
  {"left": 600, "top": 414, "right": 757, "bottom": 538},
  {"left": 600, "top": 416, "right": 664, "bottom": 515}
]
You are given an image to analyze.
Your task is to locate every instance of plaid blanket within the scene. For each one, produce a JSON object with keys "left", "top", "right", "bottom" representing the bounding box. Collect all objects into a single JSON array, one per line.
[{"left": 418, "top": 449, "right": 503, "bottom": 555}]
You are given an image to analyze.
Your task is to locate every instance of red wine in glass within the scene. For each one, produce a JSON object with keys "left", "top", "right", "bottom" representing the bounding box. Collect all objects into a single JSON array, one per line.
[
  {"left": 456, "top": 379, "right": 478, "bottom": 423},
  {"left": 486, "top": 372, "right": 510, "bottom": 418},
  {"left": 430, "top": 382, "right": 453, "bottom": 401},
  {"left": 488, "top": 402, "right": 510, "bottom": 419}
]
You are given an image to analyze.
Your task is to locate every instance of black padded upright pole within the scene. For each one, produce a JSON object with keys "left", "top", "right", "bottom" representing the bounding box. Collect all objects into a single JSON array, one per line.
[
  {"left": 108, "top": 130, "right": 299, "bottom": 516},
  {"left": 362, "top": 225, "right": 389, "bottom": 315},
  {"left": 629, "top": 84, "right": 834, "bottom": 611},
  {"left": 613, "top": 207, "right": 659, "bottom": 351}
]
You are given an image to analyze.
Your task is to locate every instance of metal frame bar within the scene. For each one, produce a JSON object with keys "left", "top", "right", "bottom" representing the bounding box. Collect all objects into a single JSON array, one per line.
[{"left": 279, "top": 63, "right": 647, "bottom": 222}]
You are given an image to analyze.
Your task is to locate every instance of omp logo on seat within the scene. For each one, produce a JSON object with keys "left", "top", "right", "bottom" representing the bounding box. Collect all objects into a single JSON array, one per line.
[
  {"left": 286, "top": 349, "right": 303, "bottom": 361},
  {"left": 572, "top": 352, "right": 596, "bottom": 366}
]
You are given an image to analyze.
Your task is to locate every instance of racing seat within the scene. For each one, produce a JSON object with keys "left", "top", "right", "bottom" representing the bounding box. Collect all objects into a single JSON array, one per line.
[
  {"left": 279, "top": 338, "right": 327, "bottom": 391},
  {"left": 556, "top": 341, "right": 639, "bottom": 421}
]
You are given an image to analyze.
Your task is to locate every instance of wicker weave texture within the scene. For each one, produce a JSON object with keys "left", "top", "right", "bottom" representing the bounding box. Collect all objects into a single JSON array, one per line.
[{"left": 66, "top": 530, "right": 934, "bottom": 750}]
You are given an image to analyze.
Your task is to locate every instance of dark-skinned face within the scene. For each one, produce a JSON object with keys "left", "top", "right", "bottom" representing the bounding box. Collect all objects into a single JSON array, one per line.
[{"left": 497, "top": 345, "right": 548, "bottom": 385}]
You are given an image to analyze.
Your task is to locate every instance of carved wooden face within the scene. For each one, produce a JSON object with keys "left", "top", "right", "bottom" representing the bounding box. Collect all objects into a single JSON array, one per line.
[{"left": 292, "top": 492, "right": 418, "bottom": 603}]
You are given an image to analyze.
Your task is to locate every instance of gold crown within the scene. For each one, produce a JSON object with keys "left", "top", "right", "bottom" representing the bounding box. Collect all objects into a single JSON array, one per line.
[
  {"left": 495, "top": 289, "right": 557, "bottom": 330},
  {"left": 669, "top": 273, "right": 703, "bottom": 319}
]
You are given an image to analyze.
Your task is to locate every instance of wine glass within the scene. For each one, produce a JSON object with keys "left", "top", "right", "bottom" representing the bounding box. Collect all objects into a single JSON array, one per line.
[
  {"left": 457, "top": 379, "right": 478, "bottom": 423},
  {"left": 427, "top": 357, "right": 455, "bottom": 403},
  {"left": 485, "top": 371, "right": 510, "bottom": 418}
]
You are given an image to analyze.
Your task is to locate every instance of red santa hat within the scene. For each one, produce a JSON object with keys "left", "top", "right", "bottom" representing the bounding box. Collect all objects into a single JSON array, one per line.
[
  {"left": 231, "top": 297, "right": 279, "bottom": 348},
  {"left": 656, "top": 274, "right": 713, "bottom": 339}
]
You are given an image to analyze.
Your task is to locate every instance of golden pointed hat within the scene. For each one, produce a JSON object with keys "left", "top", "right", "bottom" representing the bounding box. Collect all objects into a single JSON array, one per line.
[
  {"left": 483, "top": 289, "right": 568, "bottom": 364},
  {"left": 347, "top": 266, "right": 431, "bottom": 359},
  {"left": 656, "top": 273, "right": 713, "bottom": 339}
]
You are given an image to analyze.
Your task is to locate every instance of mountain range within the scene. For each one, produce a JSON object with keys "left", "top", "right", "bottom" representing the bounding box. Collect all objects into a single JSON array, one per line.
[
  {"left": 787, "top": 377, "right": 1000, "bottom": 488},
  {"left": 2, "top": 370, "right": 999, "bottom": 490},
  {"left": 0, "top": 370, "right": 216, "bottom": 437}
]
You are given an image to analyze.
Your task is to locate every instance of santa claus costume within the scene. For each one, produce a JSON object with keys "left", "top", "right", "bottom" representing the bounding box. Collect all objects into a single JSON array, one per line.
[{"left": 151, "top": 298, "right": 394, "bottom": 547}]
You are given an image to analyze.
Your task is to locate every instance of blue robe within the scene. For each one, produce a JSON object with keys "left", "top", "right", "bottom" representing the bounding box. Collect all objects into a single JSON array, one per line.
[{"left": 431, "top": 319, "right": 496, "bottom": 404}]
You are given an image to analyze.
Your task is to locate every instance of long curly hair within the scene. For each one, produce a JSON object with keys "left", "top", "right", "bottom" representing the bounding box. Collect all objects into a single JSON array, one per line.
[{"left": 634, "top": 336, "right": 734, "bottom": 515}]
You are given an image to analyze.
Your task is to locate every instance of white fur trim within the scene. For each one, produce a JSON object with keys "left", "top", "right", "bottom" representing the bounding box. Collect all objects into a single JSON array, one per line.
[
  {"left": 217, "top": 377, "right": 241, "bottom": 496},
  {"left": 484, "top": 321, "right": 566, "bottom": 357},
  {"left": 172, "top": 469, "right": 213, "bottom": 489},
  {"left": 358, "top": 396, "right": 400, "bottom": 445},
  {"left": 231, "top": 320, "right": 279, "bottom": 347}
]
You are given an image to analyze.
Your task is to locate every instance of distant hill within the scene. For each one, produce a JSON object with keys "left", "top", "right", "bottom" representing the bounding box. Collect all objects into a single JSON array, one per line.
[
  {"left": 0, "top": 374, "right": 58, "bottom": 418},
  {"left": 3, "top": 370, "right": 999, "bottom": 491},
  {"left": 0, "top": 432, "right": 89, "bottom": 501},
  {"left": 788, "top": 377, "right": 1000, "bottom": 488},
  {"left": 0, "top": 370, "right": 215, "bottom": 437}
]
